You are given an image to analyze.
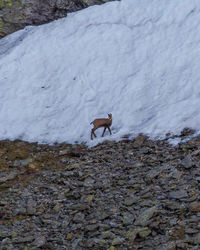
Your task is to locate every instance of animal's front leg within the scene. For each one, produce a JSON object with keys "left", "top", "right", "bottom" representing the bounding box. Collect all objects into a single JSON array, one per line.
[
  {"left": 102, "top": 127, "right": 106, "bottom": 137},
  {"left": 108, "top": 126, "right": 112, "bottom": 135}
]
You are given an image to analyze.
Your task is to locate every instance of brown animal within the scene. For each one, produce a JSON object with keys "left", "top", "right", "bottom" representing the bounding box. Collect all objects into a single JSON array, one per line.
[{"left": 90, "top": 113, "right": 112, "bottom": 140}]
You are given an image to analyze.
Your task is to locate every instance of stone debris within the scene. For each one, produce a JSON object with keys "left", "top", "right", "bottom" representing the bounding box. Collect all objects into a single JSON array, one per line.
[{"left": 0, "top": 133, "right": 200, "bottom": 249}]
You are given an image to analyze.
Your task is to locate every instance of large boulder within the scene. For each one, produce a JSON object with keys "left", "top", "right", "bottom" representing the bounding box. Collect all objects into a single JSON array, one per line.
[{"left": 0, "top": 0, "right": 118, "bottom": 38}]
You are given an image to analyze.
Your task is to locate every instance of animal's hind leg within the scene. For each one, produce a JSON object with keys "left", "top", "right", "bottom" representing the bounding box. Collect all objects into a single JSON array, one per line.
[
  {"left": 102, "top": 127, "right": 106, "bottom": 137},
  {"left": 91, "top": 131, "right": 93, "bottom": 140},
  {"left": 91, "top": 128, "right": 97, "bottom": 140}
]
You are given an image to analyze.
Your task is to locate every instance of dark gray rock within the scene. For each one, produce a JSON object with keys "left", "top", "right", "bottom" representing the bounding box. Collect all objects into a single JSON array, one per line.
[
  {"left": 33, "top": 235, "right": 46, "bottom": 247},
  {"left": 168, "top": 190, "right": 188, "bottom": 200},
  {"left": 181, "top": 155, "right": 195, "bottom": 169},
  {"left": 26, "top": 198, "right": 37, "bottom": 215},
  {"left": 0, "top": 0, "right": 119, "bottom": 38},
  {"left": 134, "top": 206, "right": 158, "bottom": 226},
  {"left": 0, "top": 171, "right": 18, "bottom": 183}
]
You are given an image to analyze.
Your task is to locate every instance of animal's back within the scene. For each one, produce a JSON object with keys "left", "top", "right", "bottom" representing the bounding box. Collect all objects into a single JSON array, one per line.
[{"left": 90, "top": 118, "right": 104, "bottom": 124}]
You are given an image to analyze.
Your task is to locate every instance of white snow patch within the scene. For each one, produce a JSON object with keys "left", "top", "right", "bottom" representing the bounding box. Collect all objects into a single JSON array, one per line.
[{"left": 1, "top": 0, "right": 200, "bottom": 146}]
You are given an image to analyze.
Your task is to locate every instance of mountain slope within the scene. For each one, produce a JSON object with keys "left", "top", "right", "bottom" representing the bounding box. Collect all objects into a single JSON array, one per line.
[{"left": 0, "top": 0, "right": 200, "bottom": 145}]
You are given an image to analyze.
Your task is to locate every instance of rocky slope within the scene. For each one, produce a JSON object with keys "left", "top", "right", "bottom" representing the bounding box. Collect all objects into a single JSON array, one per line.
[
  {"left": 0, "top": 131, "right": 200, "bottom": 249},
  {"left": 0, "top": 0, "right": 118, "bottom": 38}
]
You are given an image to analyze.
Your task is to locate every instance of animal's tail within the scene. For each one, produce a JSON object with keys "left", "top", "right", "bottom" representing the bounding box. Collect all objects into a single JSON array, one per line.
[{"left": 90, "top": 121, "right": 93, "bottom": 125}]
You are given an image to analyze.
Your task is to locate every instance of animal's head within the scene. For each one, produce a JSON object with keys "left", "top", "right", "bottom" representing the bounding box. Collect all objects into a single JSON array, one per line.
[{"left": 108, "top": 113, "right": 112, "bottom": 120}]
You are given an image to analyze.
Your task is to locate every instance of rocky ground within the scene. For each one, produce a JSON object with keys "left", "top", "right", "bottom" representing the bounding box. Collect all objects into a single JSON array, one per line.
[
  {"left": 0, "top": 131, "right": 200, "bottom": 249},
  {"left": 0, "top": 0, "right": 118, "bottom": 38}
]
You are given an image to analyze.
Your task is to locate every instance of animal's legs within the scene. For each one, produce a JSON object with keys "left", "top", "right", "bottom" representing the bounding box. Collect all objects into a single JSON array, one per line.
[
  {"left": 102, "top": 127, "right": 106, "bottom": 137},
  {"left": 108, "top": 126, "right": 112, "bottom": 135},
  {"left": 91, "top": 128, "right": 97, "bottom": 140}
]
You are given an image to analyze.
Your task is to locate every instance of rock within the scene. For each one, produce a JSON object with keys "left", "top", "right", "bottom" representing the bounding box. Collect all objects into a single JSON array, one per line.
[
  {"left": 99, "top": 224, "right": 111, "bottom": 231},
  {"left": 86, "top": 224, "right": 99, "bottom": 231},
  {"left": 137, "top": 227, "right": 151, "bottom": 238},
  {"left": 73, "top": 212, "right": 85, "bottom": 223},
  {"left": 112, "top": 237, "right": 125, "bottom": 246},
  {"left": 176, "top": 241, "right": 189, "bottom": 249},
  {"left": 189, "top": 202, "right": 200, "bottom": 213},
  {"left": 83, "top": 177, "right": 95, "bottom": 187},
  {"left": 13, "top": 158, "right": 32, "bottom": 167},
  {"left": 59, "top": 149, "right": 71, "bottom": 156},
  {"left": 133, "top": 134, "right": 148, "bottom": 147},
  {"left": 185, "top": 228, "right": 199, "bottom": 234},
  {"left": 97, "top": 211, "right": 110, "bottom": 220},
  {"left": 148, "top": 169, "right": 160, "bottom": 179},
  {"left": 93, "top": 238, "right": 107, "bottom": 245},
  {"left": 71, "top": 238, "right": 82, "bottom": 249},
  {"left": 0, "top": 0, "right": 118, "bottom": 38},
  {"left": 101, "top": 231, "right": 115, "bottom": 239},
  {"left": 122, "top": 212, "right": 135, "bottom": 225},
  {"left": 123, "top": 196, "right": 139, "bottom": 206},
  {"left": 164, "top": 201, "right": 183, "bottom": 210},
  {"left": 161, "top": 241, "right": 176, "bottom": 250},
  {"left": 126, "top": 227, "right": 151, "bottom": 242},
  {"left": 193, "top": 233, "right": 200, "bottom": 244},
  {"left": 181, "top": 155, "right": 195, "bottom": 169},
  {"left": 71, "top": 203, "right": 89, "bottom": 211},
  {"left": 15, "top": 203, "right": 27, "bottom": 215},
  {"left": 134, "top": 206, "right": 158, "bottom": 226},
  {"left": 33, "top": 235, "right": 46, "bottom": 247},
  {"left": 168, "top": 190, "right": 188, "bottom": 200},
  {"left": 22, "top": 188, "right": 32, "bottom": 197},
  {"left": 1, "top": 238, "right": 12, "bottom": 248},
  {"left": 0, "top": 171, "right": 17, "bottom": 183},
  {"left": 180, "top": 128, "right": 195, "bottom": 137},
  {"left": 12, "top": 236, "right": 34, "bottom": 243},
  {"left": 26, "top": 198, "right": 36, "bottom": 215},
  {"left": 126, "top": 230, "right": 137, "bottom": 242}
]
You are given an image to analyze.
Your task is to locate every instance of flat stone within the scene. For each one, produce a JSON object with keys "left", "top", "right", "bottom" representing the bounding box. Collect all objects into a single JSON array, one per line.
[
  {"left": 193, "top": 233, "right": 200, "bottom": 244},
  {"left": 73, "top": 212, "right": 85, "bottom": 223},
  {"left": 83, "top": 177, "right": 95, "bottom": 187},
  {"left": 126, "top": 230, "right": 137, "bottom": 242},
  {"left": 137, "top": 227, "right": 151, "bottom": 238},
  {"left": 26, "top": 198, "right": 36, "bottom": 215},
  {"left": 0, "top": 172, "right": 17, "bottom": 183},
  {"left": 181, "top": 155, "right": 195, "bottom": 169},
  {"left": 71, "top": 204, "right": 89, "bottom": 211},
  {"left": 196, "top": 176, "right": 200, "bottom": 182},
  {"left": 101, "top": 231, "right": 115, "bottom": 239},
  {"left": 97, "top": 211, "right": 110, "bottom": 220},
  {"left": 185, "top": 228, "right": 199, "bottom": 234},
  {"left": 123, "top": 196, "right": 139, "bottom": 206},
  {"left": 162, "top": 241, "right": 176, "bottom": 250},
  {"left": 86, "top": 224, "right": 99, "bottom": 231},
  {"left": 13, "top": 158, "right": 32, "bottom": 167},
  {"left": 134, "top": 206, "right": 158, "bottom": 226},
  {"left": 112, "top": 237, "right": 125, "bottom": 246},
  {"left": 93, "top": 238, "right": 106, "bottom": 245},
  {"left": 168, "top": 190, "right": 188, "bottom": 200},
  {"left": 122, "top": 212, "right": 135, "bottom": 225},
  {"left": 13, "top": 236, "right": 34, "bottom": 243},
  {"left": 133, "top": 134, "right": 148, "bottom": 147},
  {"left": 189, "top": 202, "right": 200, "bottom": 213}
]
